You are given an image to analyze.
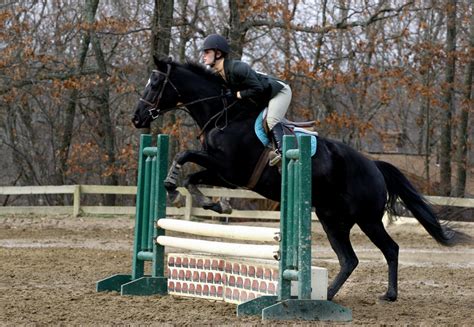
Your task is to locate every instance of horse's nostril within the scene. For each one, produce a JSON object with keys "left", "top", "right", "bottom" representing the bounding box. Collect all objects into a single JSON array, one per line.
[{"left": 131, "top": 115, "right": 140, "bottom": 127}]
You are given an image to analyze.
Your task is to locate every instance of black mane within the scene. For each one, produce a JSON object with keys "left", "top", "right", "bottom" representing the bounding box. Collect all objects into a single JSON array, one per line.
[
  {"left": 171, "top": 60, "right": 262, "bottom": 115},
  {"left": 174, "top": 60, "right": 224, "bottom": 86}
]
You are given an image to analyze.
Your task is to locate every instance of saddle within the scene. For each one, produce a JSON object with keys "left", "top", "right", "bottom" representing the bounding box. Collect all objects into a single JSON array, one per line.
[
  {"left": 276, "top": 116, "right": 318, "bottom": 136},
  {"left": 254, "top": 109, "right": 318, "bottom": 156}
]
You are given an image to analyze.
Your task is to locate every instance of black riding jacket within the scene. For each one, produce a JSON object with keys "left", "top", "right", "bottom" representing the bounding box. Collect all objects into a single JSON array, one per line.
[{"left": 223, "top": 59, "right": 285, "bottom": 104}]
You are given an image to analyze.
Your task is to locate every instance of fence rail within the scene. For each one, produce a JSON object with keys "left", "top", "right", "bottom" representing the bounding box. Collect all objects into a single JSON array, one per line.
[{"left": 1, "top": 185, "right": 473, "bottom": 221}]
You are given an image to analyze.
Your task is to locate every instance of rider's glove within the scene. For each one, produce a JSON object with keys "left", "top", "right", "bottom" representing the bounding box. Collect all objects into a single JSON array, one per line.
[{"left": 224, "top": 89, "right": 237, "bottom": 103}]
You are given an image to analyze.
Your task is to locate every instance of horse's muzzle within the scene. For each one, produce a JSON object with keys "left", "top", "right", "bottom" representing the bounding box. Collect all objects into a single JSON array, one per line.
[
  {"left": 131, "top": 114, "right": 140, "bottom": 128},
  {"left": 131, "top": 114, "right": 150, "bottom": 129}
]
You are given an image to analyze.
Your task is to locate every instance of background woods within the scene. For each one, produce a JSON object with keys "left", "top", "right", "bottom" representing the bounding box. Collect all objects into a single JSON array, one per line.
[{"left": 0, "top": 0, "right": 472, "bottom": 206}]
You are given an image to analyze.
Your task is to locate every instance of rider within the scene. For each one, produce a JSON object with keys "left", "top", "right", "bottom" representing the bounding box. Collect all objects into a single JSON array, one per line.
[{"left": 201, "top": 34, "right": 292, "bottom": 165}]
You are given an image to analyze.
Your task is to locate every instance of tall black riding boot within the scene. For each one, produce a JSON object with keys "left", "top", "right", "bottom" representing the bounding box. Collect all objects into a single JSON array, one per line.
[{"left": 269, "top": 122, "right": 284, "bottom": 166}]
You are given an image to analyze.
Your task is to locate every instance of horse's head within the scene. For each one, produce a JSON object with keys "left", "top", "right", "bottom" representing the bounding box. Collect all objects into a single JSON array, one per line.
[
  {"left": 132, "top": 57, "right": 255, "bottom": 131},
  {"left": 132, "top": 57, "right": 181, "bottom": 128}
]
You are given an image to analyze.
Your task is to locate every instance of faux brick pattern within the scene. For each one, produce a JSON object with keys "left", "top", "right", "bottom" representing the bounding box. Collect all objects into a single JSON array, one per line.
[{"left": 167, "top": 253, "right": 279, "bottom": 304}]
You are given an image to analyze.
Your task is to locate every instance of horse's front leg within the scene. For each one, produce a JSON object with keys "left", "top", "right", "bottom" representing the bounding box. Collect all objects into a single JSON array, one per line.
[
  {"left": 164, "top": 159, "right": 184, "bottom": 204},
  {"left": 184, "top": 170, "right": 232, "bottom": 214},
  {"left": 164, "top": 150, "right": 219, "bottom": 193}
]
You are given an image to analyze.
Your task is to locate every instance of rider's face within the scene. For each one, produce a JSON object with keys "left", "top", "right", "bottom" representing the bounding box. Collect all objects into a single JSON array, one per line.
[{"left": 202, "top": 49, "right": 215, "bottom": 65}]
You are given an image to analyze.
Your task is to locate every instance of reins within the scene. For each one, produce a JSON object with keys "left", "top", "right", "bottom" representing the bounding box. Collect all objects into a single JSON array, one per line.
[
  {"left": 196, "top": 98, "right": 239, "bottom": 139},
  {"left": 141, "top": 93, "right": 224, "bottom": 119}
]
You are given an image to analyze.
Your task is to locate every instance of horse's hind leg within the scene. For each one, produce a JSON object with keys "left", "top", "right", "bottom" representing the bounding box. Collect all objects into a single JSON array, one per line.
[
  {"left": 184, "top": 170, "right": 232, "bottom": 214},
  {"left": 358, "top": 220, "right": 399, "bottom": 301},
  {"left": 320, "top": 219, "right": 359, "bottom": 300}
]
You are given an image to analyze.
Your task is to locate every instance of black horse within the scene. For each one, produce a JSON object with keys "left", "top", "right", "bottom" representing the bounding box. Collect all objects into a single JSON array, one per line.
[{"left": 132, "top": 57, "right": 467, "bottom": 302}]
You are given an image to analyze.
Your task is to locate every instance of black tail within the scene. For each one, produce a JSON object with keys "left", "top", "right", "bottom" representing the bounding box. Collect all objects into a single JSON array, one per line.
[{"left": 375, "top": 160, "right": 465, "bottom": 246}]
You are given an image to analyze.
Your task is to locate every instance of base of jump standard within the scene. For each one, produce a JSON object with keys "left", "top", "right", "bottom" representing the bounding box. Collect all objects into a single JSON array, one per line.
[{"left": 167, "top": 253, "right": 328, "bottom": 304}]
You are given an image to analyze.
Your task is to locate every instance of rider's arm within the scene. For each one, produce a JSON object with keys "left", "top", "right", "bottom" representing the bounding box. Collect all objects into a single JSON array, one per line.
[{"left": 230, "top": 61, "right": 264, "bottom": 99}]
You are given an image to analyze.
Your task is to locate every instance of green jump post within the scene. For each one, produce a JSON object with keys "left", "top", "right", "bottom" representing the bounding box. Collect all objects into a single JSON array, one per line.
[
  {"left": 237, "top": 135, "right": 352, "bottom": 321},
  {"left": 96, "top": 134, "right": 169, "bottom": 296}
]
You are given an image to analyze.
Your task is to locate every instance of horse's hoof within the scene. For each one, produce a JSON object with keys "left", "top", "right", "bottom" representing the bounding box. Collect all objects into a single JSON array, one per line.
[
  {"left": 327, "top": 289, "right": 335, "bottom": 301},
  {"left": 203, "top": 202, "right": 222, "bottom": 214},
  {"left": 219, "top": 203, "right": 232, "bottom": 214},
  {"left": 378, "top": 293, "right": 397, "bottom": 302},
  {"left": 202, "top": 202, "right": 229, "bottom": 214},
  {"left": 164, "top": 181, "right": 177, "bottom": 192},
  {"left": 218, "top": 200, "right": 232, "bottom": 214}
]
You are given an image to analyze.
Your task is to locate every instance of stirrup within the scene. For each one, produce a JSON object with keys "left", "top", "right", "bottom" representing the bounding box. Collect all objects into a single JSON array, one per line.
[{"left": 268, "top": 150, "right": 281, "bottom": 166}]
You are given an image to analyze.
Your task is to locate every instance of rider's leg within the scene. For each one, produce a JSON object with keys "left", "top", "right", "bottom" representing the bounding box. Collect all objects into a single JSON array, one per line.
[
  {"left": 270, "top": 122, "right": 285, "bottom": 154},
  {"left": 267, "top": 82, "right": 292, "bottom": 165}
]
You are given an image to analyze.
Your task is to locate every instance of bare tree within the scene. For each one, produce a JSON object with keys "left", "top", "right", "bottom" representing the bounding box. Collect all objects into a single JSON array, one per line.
[
  {"left": 150, "top": 0, "right": 174, "bottom": 67},
  {"left": 439, "top": 0, "right": 457, "bottom": 195},
  {"left": 454, "top": 1, "right": 473, "bottom": 196}
]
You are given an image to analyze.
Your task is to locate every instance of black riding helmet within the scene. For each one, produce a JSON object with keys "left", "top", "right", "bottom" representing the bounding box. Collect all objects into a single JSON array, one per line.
[{"left": 202, "top": 34, "right": 230, "bottom": 56}]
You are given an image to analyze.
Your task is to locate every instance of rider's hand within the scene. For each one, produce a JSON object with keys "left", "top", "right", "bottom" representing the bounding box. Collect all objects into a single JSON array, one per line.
[{"left": 224, "top": 89, "right": 237, "bottom": 102}]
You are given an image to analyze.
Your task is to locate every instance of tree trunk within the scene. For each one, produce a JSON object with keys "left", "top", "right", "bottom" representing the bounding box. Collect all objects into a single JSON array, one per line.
[
  {"left": 423, "top": 94, "right": 432, "bottom": 193},
  {"left": 439, "top": 0, "right": 457, "bottom": 196},
  {"left": 453, "top": 5, "right": 473, "bottom": 197},
  {"left": 177, "top": 0, "right": 190, "bottom": 62},
  {"left": 149, "top": 0, "right": 176, "bottom": 159},
  {"left": 228, "top": 0, "right": 246, "bottom": 59},
  {"left": 418, "top": 2, "right": 438, "bottom": 192},
  {"left": 150, "top": 0, "right": 174, "bottom": 68},
  {"left": 54, "top": 0, "right": 94, "bottom": 190},
  {"left": 89, "top": 0, "right": 118, "bottom": 205},
  {"left": 308, "top": 0, "right": 328, "bottom": 120}
]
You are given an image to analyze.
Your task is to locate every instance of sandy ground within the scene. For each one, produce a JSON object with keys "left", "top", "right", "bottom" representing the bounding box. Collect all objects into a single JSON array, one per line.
[{"left": 0, "top": 214, "right": 473, "bottom": 326}]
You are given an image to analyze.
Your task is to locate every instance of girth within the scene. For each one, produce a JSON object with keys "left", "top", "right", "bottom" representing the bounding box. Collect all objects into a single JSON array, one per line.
[{"left": 246, "top": 147, "right": 272, "bottom": 190}]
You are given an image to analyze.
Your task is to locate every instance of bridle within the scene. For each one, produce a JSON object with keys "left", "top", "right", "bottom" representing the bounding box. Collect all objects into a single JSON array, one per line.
[
  {"left": 139, "top": 63, "right": 239, "bottom": 136},
  {"left": 139, "top": 63, "right": 182, "bottom": 119}
]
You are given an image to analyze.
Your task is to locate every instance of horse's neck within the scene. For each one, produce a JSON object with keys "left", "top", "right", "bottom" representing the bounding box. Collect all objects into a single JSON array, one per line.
[
  {"left": 178, "top": 82, "right": 221, "bottom": 129},
  {"left": 177, "top": 68, "right": 257, "bottom": 130},
  {"left": 186, "top": 100, "right": 257, "bottom": 133},
  {"left": 186, "top": 100, "right": 223, "bottom": 130}
]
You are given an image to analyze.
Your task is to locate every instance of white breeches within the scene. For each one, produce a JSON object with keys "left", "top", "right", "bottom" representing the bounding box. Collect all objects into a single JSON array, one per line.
[{"left": 266, "top": 81, "right": 292, "bottom": 130}]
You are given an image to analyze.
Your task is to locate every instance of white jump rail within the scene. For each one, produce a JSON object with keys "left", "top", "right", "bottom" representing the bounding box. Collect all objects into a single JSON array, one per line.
[
  {"left": 156, "top": 236, "right": 279, "bottom": 260},
  {"left": 156, "top": 218, "right": 281, "bottom": 260},
  {"left": 157, "top": 218, "right": 280, "bottom": 242}
]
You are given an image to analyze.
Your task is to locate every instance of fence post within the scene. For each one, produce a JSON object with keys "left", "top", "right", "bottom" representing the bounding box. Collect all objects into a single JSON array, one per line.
[
  {"left": 183, "top": 188, "right": 193, "bottom": 220},
  {"left": 73, "top": 185, "right": 81, "bottom": 217}
]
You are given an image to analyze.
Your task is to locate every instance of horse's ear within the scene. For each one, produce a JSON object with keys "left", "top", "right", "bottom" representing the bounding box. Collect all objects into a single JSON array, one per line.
[{"left": 153, "top": 55, "right": 168, "bottom": 72}]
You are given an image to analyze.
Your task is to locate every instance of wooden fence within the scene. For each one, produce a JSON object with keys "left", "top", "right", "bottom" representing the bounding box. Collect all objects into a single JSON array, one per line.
[{"left": 1, "top": 185, "right": 473, "bottom": 221}]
